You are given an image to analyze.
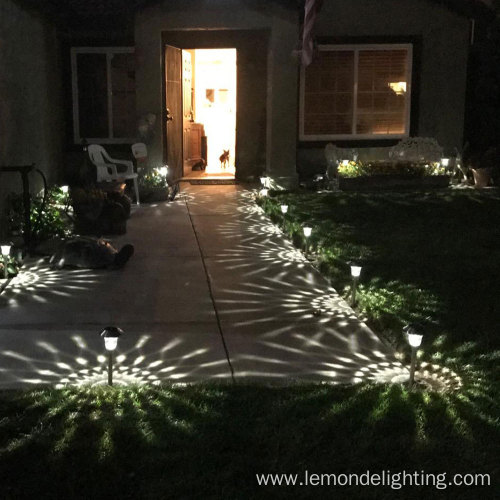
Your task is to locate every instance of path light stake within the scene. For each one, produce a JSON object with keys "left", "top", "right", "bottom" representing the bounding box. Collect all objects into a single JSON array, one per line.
[
  {"left": 281, "top": 205, "right": 289, "bottom": 232},
  {"left": 100, "top": 326, "right": 123, "bottom": 386},
  {"left": 1, "top": 244, "right": 11, "bottom": 279},
  {"left": 303, "top": 226, "right": 312, "bottom": 256},
  {"left": 350, "top": 263, "right": 362, "bottom": 306},
  {"left": 404, "top": 324, "right": 423, "bottom": 389}
]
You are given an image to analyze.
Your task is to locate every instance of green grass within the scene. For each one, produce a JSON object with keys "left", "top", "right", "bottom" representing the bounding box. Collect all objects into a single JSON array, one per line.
[
  {"left": 0, "top": 189, "right": 498, "bottom": 499},
  {"left": 259, "top": 190, "right": 500, "bottom": 364},
  {"left": 0, "top": 383, "right": 497, "bottom": 499},
  {"left": 258, "top": 189, "right": 499, "bottom": 494}
]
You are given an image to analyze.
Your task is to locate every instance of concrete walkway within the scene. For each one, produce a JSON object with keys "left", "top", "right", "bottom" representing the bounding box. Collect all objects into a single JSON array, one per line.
[{"left": 0, "top": 184, "right": 405, "bottom": 388}]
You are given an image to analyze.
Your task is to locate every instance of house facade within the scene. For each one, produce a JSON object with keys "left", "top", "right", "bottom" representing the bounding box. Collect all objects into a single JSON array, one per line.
[
  {"left": 0, "top": 0, "right": 480, "bottom": 237},
  {"left": 298, "top": 0, "right": 470, "bottom": 174},
  {"left": 133, "top": 0, "right": 470, "bottom": 186},
  {"left": 0, "top": 0, "right": 65, "bottom": 238}
]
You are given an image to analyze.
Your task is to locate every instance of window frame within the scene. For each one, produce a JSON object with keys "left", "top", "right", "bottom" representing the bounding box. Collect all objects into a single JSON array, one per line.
[
  {"left": 299, "top": 43, "right": 413, "bottom": 141},
  {"left": 71, "top": 46, "right": 135, "bottom": 144}
]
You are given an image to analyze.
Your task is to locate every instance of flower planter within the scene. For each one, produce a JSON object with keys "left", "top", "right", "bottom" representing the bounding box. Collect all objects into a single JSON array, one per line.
[
  {"left": 471, "top": 168, "right": 492, "bottom": 188},
  {"left": 73, "top": 195, "right": 130, "bottom": 236},
  {"left": 138, "top": 186, "right": 169, "bottom": 203},
  {"left": 74, "top": 202, "right": 128, "bottom": 235},
  {"left": 338, "top": 175, "right": 450, "bottom": 191}
]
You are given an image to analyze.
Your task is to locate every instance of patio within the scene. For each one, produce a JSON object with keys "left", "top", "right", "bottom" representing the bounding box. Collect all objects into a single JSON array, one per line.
[{"left": 0, "top": 184, "right": 404, "bottom": 388}]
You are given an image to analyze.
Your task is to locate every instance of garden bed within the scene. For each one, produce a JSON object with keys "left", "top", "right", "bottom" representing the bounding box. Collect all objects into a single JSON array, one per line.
[
  {"left": 138, "top": 186, "right": 169, "bottom": 202},
  {"left": 72, "top": 187, "right": 130, "bottom": 236},
  {"left": 339, "top": 174, "right": 450, "bottom": 191}
]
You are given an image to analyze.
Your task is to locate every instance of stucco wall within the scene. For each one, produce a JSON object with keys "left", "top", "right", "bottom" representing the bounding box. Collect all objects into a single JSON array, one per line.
[
  {"left": 0, "top": 0, "right": 64, "bottom": 238},
  {"left": 135, "top": 0, "right": 299, "bottom": 184},
  {"left": 298, "top": 0, "right": 470, "bottom": 175}
]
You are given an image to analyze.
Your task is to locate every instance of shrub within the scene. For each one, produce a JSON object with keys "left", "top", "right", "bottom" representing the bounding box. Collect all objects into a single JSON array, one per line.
[
  {"left": 139, "top": 168, "right": 168, "bottom": 189},
  {"left": 0, "top": 255, "right": 21, "bottom": 278},
  {"left": 337, "top": 161, "right": 446, "bottom": 178},
  {"left": 5, "top": 186, "right": 73, "bottom": 243}
]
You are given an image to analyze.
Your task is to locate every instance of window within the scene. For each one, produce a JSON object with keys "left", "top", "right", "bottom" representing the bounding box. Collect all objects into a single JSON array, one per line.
[
  {"left": 300, "top": 44, "right": 412, "bottom": 141},
  {"left": 71, "top": 47, "right": 136, "bottom": 143}
]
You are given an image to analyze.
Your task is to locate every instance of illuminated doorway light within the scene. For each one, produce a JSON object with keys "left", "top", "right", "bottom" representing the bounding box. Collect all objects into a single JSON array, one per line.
[{"left": 192, "top": 49, "right": 237, "bottom": 174}]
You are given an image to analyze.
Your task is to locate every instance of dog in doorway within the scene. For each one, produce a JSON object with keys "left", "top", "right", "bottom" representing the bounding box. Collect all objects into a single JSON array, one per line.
[{"left": 219, "top": 149, "right": 230, "bottom": 169}]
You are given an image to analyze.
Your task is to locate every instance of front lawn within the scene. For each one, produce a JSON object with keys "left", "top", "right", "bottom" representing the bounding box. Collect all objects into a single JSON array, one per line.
[
  {"left": 258, "top": 190, "right": 499, "bottom": 371},
  {"left": 0, "top": 383, "right": 497, "bottom": 499},
  {"left": 0, "top": 189, "right": 498, "bottom": 499},
  {"left": 258, "top": 188, "right": 499, "bottom": 414}
]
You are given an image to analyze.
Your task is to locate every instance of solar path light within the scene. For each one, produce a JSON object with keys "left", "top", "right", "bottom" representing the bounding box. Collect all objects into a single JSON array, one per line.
[
  {"left": 404, "top": 324, "right": 424, "bottom": 389},
  {"left": 303, "top": 225, "right": 312, "bottom": 256},
  {"left": 100, "top": 326, "right": 123, "bottom": 386},
  {"left": 350, "top": 263, "right": 362, "bottom": 306}
]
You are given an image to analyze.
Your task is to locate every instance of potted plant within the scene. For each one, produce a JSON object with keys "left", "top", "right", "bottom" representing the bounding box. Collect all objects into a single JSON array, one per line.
[
  {"left": 471, "top": 167, "right": 492, "bottom": 188},
  {"left": 138, "top": 167, "right": 170, "bottom": 202},
  {"left": 72, "top": 188, "right": 129, "bottom": 235},
  {"left": 471, "top": 147, "right": 498, "bottom": 188}
]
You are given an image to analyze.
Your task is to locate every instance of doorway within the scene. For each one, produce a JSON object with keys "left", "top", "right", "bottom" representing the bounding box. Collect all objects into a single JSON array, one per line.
[
  {"left": 162, "top": 30, "right": 267, "bottom": 183},
  {"left": 180, "top": 48, "right": 237, "bottom": 179}
]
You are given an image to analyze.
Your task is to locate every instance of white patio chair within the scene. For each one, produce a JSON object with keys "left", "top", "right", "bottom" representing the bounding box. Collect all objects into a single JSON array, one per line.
[{"left": 88, "top": 144, "right": 140, "bottom": 205}]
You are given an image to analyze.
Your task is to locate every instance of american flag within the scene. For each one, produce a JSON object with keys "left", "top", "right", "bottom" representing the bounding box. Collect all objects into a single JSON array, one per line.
[{"left": 301, "top": 0, "right": 323, "bottom": 67}]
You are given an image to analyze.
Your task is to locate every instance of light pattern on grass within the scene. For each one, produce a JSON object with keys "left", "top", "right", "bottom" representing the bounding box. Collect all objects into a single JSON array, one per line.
[
  {"left": 0, "top": 382, "right": 496, "bottom": 499},
  {"left": 0, "top": 184, "right": 496, "bottom": 498},
  {"left": 257, "top": 189, "right": 499, "bottom": 398}
]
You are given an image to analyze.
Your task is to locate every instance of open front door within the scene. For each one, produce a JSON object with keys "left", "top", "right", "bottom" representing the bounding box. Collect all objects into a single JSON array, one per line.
[{"left": 164, "top": 45, "right": 183, "bottom": 182}]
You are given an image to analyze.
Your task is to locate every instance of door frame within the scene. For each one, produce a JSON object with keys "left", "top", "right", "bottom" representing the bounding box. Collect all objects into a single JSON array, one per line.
[
  {"left": 161, "top": 38, "right": 238, "bottom": 178},
  {"left": 162, "top": 44, "right": 183, "bottom": 181},
  {"left": 161, "top": 43, "right": 182, "bottom": 178},
  {"left": 160, "top": 29, "right": 270, "bottom": 180}
]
